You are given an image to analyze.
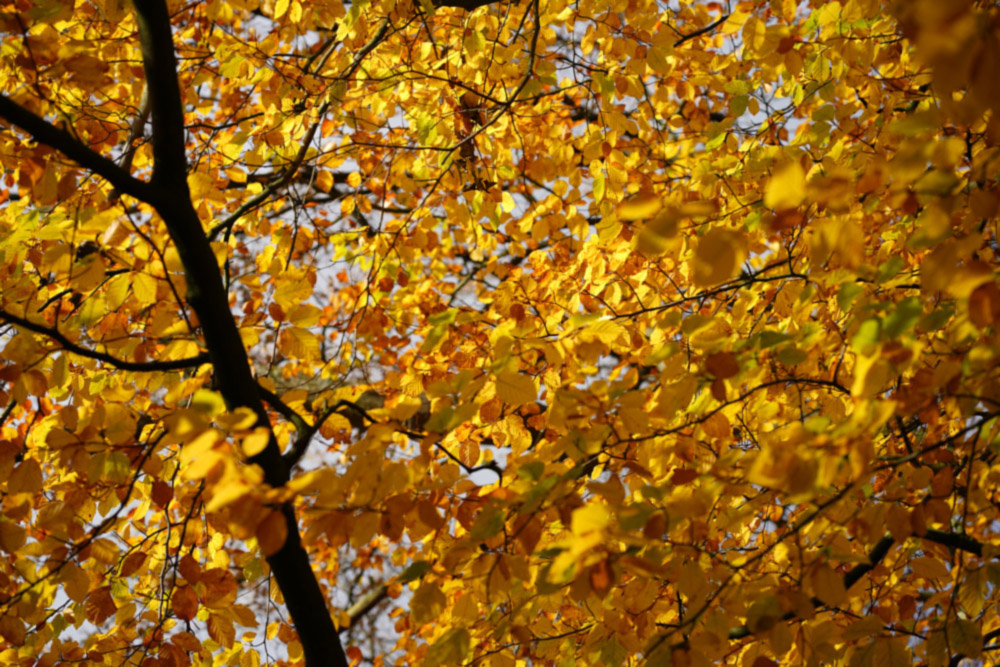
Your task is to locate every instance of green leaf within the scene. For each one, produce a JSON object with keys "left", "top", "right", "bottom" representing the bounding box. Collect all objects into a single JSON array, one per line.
[
  {"left": 947, "top": 618, "right": 983, "bottom": 659},
  {"left": 243, "top": 556, "right": 264, "bottom": 582},
  {"left": 704, "top": 131, "right": 727, "bottom": 150},
  {"left": 423, "top": 628, "right": 470, "bottom": 667},
  {"left": 919, "top": 305, "right": 954, "bottom": 332},
  {"left": 730, "top": 95, "right": 749, "bottom": 117},
  {"left": 428, "top": 308, "right": 458, "bottom": 325},
  {"left": 851, "top": 318, "right": 881, "bottom": 352},
  {"left": 838, "top": 282, "right": 864, "bottom": 312},
  {"left": 875, "top": 256, "right": 904, "bottom": 283},
  {"left": 517, "top": 461, "right": 545, "bottom": 482},
  {"left": 776, "top": 346, "right": 807, "bottom": 366},
  {"left": 600, "top": 638, "right": 628, "bottom": 666},
  {"left": 400, "top": 561, "right": 433, "bottom": 583},
  {"left": 883, "top": 298, "right": 922, "bottom": 339},
  {"left": 470, "top": 506, "right": 504, "bottom": 541},
  {"left": 758, "top": 330, "right": 792, "bottom": 348}
]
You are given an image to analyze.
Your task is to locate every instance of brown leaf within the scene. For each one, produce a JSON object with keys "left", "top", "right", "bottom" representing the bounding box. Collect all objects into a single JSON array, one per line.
[
  {"left": 119, "top": 551, "right": 146, "bottom": 578},
  {"left": 705, "top": 351, "right": 739, "bottom": 379},
  {"left": 178, "top": 554, "right": 201, "bottom": 584},
  {"left": 151, "top": 480, "right": 174, "bottom": 508},
  {"left": 172, "top": 585, "right": 199, "bottom": 621},
  {"left": 85, "top": 586, "right": 117, "bottom": 625},
  {"left": 199, "top": 568, "right": 238, "bottom": 609},
  {"left": 710, "top": 376, "right": 728, "bottom": 402}
]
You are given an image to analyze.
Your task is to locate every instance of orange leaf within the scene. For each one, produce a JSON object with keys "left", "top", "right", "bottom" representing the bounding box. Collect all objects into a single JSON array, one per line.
[
  {"left": 256, "top": 510, "right": 289, "bottom": 557},
  {"left": 207, "top": 612, "right": 236, "bottom": 649},
  {"left": 589, "top": 559, "right": 614, "bottom": 595}
]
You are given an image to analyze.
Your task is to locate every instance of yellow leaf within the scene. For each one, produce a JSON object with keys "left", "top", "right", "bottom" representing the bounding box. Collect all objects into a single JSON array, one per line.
[
  {"left": 721, "top": 10, "right": 751, "bottom": 34},
  {"left": 501, "top": 192, "right": 515, "bottom": 212},
  {"left": 0, "top": 615, "right": 26, "bottom": 646},
  {"left": 580, "top": 319, "right": 626, "bottom": 344},
  {"left": 875, "top": 637, "right": 911, "bottom": 667},
  {"left": 191, "top": 389, "right": 226, "bottom": 417},
  {"left": 391, "top": 395, "right": 425, "bottom": 421},
  {"left": 619, "top": 194, "right": 663, "bottom": 221},
  {"left": 947, "top": 619, "right": 983, "bottom": 659},
  {"left": 205, "top": 479, "right": 250, "bottom": 512},
  {"left": 61, "top": 563, "right": 91, "bottom": 603},
  {"left": 279, "top": 327, "right": 320, "bottom": 361},
  {"left": 910, "top": 556, "right": 951, "bottom": 582},
  {"left": 315, "top": 170, "right": 333, "bottom": 192},
  {"left": 636, "top": 207, "right": 681, "bottom": 256},
  {"left": 851, "top": 354, "right": 890, "bottom": 399},
  {"left": 810, "top": 563, "right": 846, "bottom": 606},
  {"left": 692, "top": 228, "right": 747, "bottom": 287},
  {"left": 8, "top": 459, "right": 42, "bottom": 495},
  {"left": 571, "top": 503, "right": 610, "bottom": 535},
  {"left": 495, "top": 372, "right": 537, "bottom": 406},
  {"left": 105, "top": 274, "right": 130, "bottom": 310},
  {"left": 593, "top": 172, "right": 606, "bottom": 202},
  {"left": 0, "top": 521, "right": 25, "bottom": 553},
  {"left": 241, "top": 649, "right": 262, "bottom": 667},
  {"left": 242, "top": 427, "right": 271, "bottom": 457},
  {"left": 287, "top": 303, "right": 321, "bottom": 327},
  {"left": 765, "top": 162, "right": 807, "bottom": 210},
  {"left": 21, "top": 369, "right": 47, "bottom": 397},
  {"left": 132, "top": 272, "right": 158, "bottom": 303}
]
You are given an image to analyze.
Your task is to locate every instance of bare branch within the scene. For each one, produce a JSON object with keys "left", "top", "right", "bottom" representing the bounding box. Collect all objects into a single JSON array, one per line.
[
  {"left": 0, "top": 308, "right": 208, "bottom": 372},
  {"left": 0, "top": 95, "right": 157, "bottom": 202}
]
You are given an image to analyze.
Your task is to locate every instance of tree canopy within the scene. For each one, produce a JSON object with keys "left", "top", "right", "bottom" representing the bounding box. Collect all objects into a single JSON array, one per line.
[{"left": 1, "top": 0, "right": 1000, "bottom": 665}]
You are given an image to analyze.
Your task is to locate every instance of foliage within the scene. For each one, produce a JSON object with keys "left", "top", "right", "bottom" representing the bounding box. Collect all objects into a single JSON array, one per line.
[{"left": 1, "top": 0, "right": 1000, "bottom": 666}]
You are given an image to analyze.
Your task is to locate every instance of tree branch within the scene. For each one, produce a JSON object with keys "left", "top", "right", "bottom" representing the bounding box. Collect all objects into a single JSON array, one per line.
[
  {"left": 132, "top": 5, "right": 349, "bottom": 665},
  {"left": 207, "top": 103, "right": 327, "bottom": 241},
  {"left": 0, "top": 308, "right": 208, "bottom": 372},
  {"left": 922, "top": 528, "right": 985, "bottom": 557},
  {"left": 727, "top": 534, "right": 896, "bottom": 641},
  {"left": 133, "top": 2, "right": 189, "bottom": 190},
  {"left": 842, "top": 534, "right": 895, "bottom": 590},
  {"left": 258, "top": 383, "right": 311, "bottom": 435},
  {"left": 0, "top": 95, "right": 157, "bottom": 202},
  {"left": 726, "top": 529, "right": 995, "bottom": 642},
  {"left": 347, "top": 583, "right": 389, "bottom": 624},
  {"left": 119, "top": 83, "right": 151, "bottom": 174},
  {"left": 673, "top": 14, "right": 730, "bottom": 47},
  {"left": 281, "top": 399, "right": 375, "bottom": 469},
  {"left": 434, "top": 0, "right": 507, "bottom": 9}
]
